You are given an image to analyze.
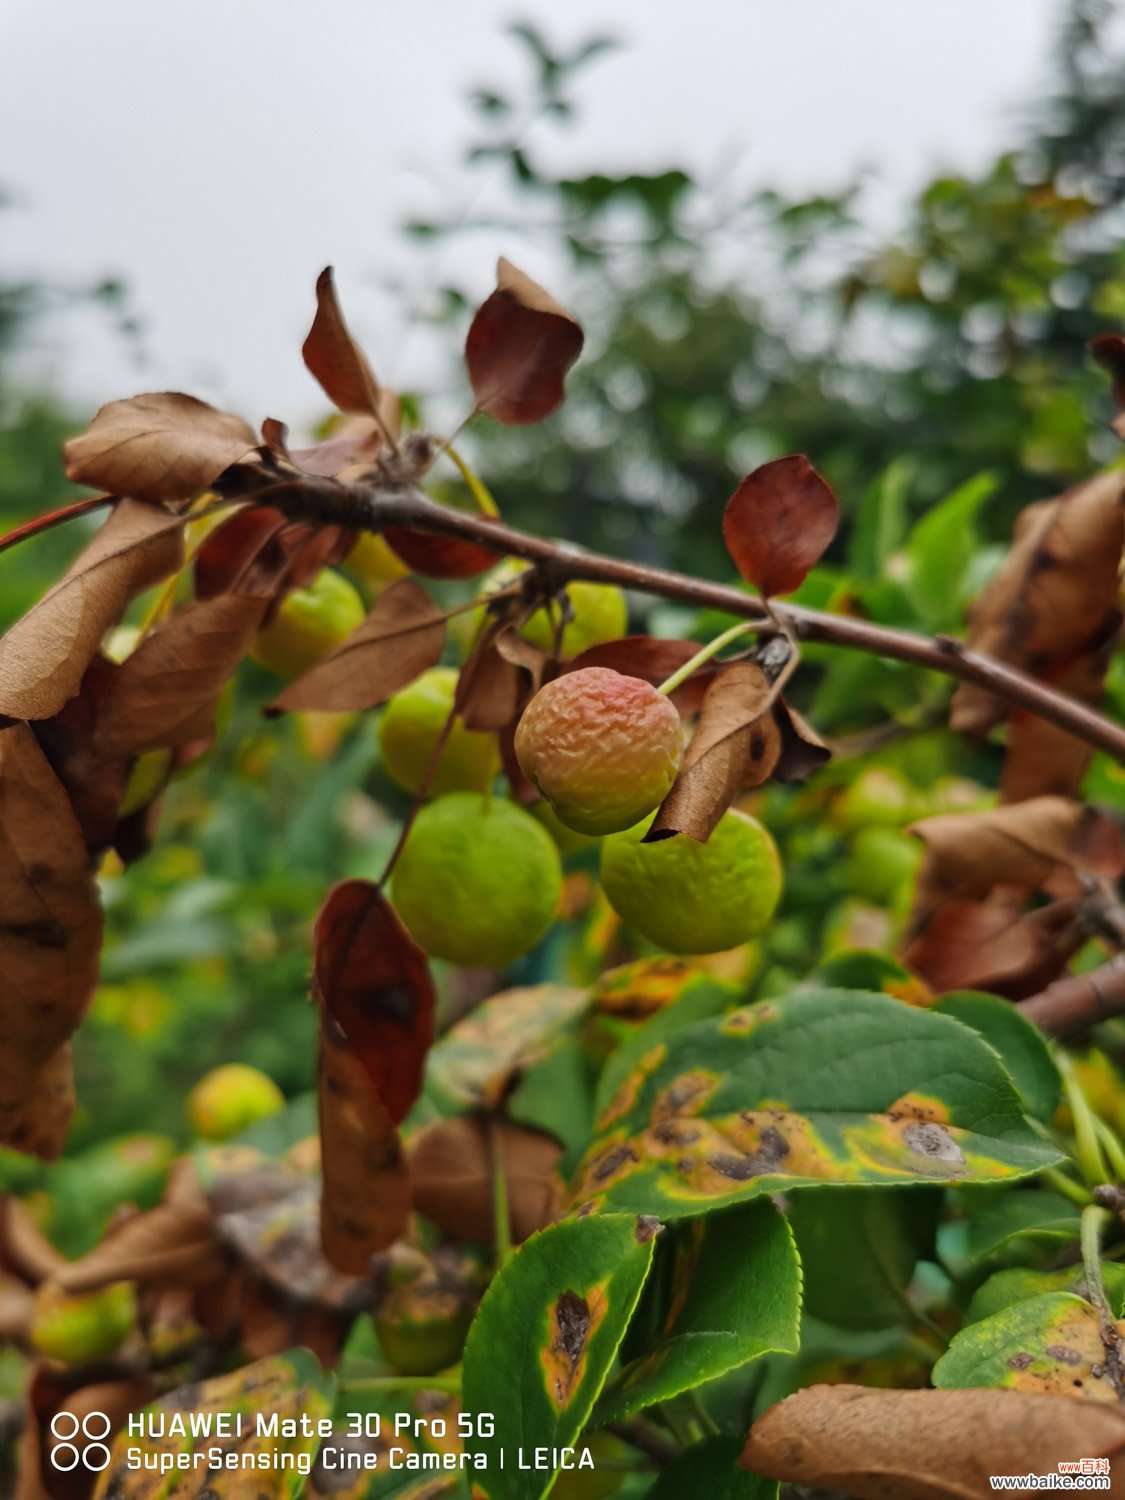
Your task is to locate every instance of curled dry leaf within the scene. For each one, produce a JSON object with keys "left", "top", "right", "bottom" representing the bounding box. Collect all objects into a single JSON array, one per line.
[
  {"left": 0, "top": 725, "right": 102, "bottom": 1158},
  {"left": 772, "top": 699, "right": 832, "bottom": 783},
  {"left": 909, "top": 796, "right": 1123, "bottom": 902},
  {"left": 647, "top": 661, "right": 779, "bottom": 844},
  {"left": 1000, "top": 629, "right": 1119, "bottom": 802},
  {"left": 193, "top": 505, "right": 287, "bottom": 599},
  {"left": 318, "top": 1013, "right": 411, "bottom": 1274},
  {"left": 8, "top": 1048, "right": 76, "bottom": 1164},
  {"left": 950, "top": 471, "right": 1125, "bottom": 737},
  {"left": 30, "top": 656, "right": 127, "bottom": 855},
  {"left": 741, "top": 1383, "right": 1125, "bottom": 1500},
  {"left": 64, "top": 391, "right": 257, "bottom": 505},
  {"left": 902, "top": 895, "right": 1082, "bottom": 999},
  {"left": 267, "top": 578, "right": 445, "bottom": 715},
  {"left": 723, "top": 454, "right": 840, "bottom": 598},
  {"left": 408, "top": 1116, "right": 564, "bottom": 1245},
  {"left": 457, "top": 630, "right": 524, "bottom": 732},
  {"left": 465, "top": 257, "right": 585, "bottom": 425},
  {"left": 0, "top": 499, "right": 184, "bottom": 720},
  {"left": 312, "top": 880, "right": 437, "bottom": 1121},
  {"left": 93, "top": 594, "right": 268, "bottom": 759},
  {"left": 303, "top": 267, "right": 391, "bottom": 424},
  {"left": 53, "top": 1199, "right": 225, "bottom": 1294}
]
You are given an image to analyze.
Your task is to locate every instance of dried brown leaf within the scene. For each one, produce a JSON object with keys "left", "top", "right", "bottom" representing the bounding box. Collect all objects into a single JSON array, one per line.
[
  {"left": 741, "top": 1384, "right": 1125, "bottom": 1500},
  {"left": 901, "top": 897, "right": 1080, "bottom": 998},
  {"left": 0, "top": 726, "right": 102, "bottom": 1158},
  {"left": 54, "top": 1200, "right": 225, "bottom": 1293},
  {"left": 7, "top": 1049, "right": 76, "bottom": 1163},
  {"left": 723, "top": 455, "right": 840, "bottom": 598},
  {"left": 303, "top": 267, "right": 387, "bottom": 420},
  {"left": 383, "top": 522, "right": 501, "bottom": 580},
  {"left": 1090, "top": 333, "right": 1125, "bottom": 436},
  {"left": 0, "top": 499, "right": 184, "bottom": 720},
  {"left": 1, "top": 1198, "right": 65, "bottom": 1285},
  {"left": 465, "top": 257, "right": 584, "bottom": 425},
  {"left": 647, "top": 662, "right": 776, "bottom": 843},
  {"left": 267, "top": 579, "right": 444, "bottom": 715},
  {"left": 408, "top": 1116, "right": 563, "bottom": 1245},
  {"left": 772, "top": 700, "right": 832, "bottom": 783},
  {"left": 458, "top": 634, "right": 524, "bottom": 732},
  {"left": 318, "top": 1013, "right": 411, "bottom": 1274},
  {"left": 93, "top": 594, "right": 267, "bottom": 759},
  {"left": 64, "top": 392, "right": 256, "bottom": 504},
  {"left": 950, "top": 471, "right": 1125, "bottom": 736},
  {"left": 30, "top": 656, "right": 127, "bottom": 854}
]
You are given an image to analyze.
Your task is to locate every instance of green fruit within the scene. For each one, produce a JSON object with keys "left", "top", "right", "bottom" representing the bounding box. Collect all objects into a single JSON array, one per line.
[
  {"left": 474, "top": 560, "right": 628, "bottom": 659},
  {"left": 188, "top": 1064, "right": 285, "bottom": 1142},
  {"left": 845, "top": 826, "right": 922, "bottom": 906},
  {"left": 251, "top": 569, "right": 365, "bottom": 678},
  {"left": 31, "top": 1282, "right": 136, "bottom": 1364},
  {"left": 392, "top": 793, "right": 562, "bottom": 967},
  {"left": 345, "top": 531, "right": 411, "bottom": 596},
  {"left": 530, "top": 799, "right": 600, "bottom": 854},
  {"left": 515, "top": 668, "right": 683, "bottom": 836},
  {"left": 834, "top": 767, "right": 921, "bottom": 832},
  {"left": 600, "top": 809, "right": 782, "bottom": 954},
  {"left": 378, "top": 667, "right": 497, "bottom": 796},
  {"left": 119, "top": 749, "right": 173, "bottom": 816}
]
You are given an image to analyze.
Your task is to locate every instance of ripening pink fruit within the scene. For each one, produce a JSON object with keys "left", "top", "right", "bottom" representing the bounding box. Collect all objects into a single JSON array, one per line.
[{"left": 514, "top": 667, "right": 683, "bottom": 836}]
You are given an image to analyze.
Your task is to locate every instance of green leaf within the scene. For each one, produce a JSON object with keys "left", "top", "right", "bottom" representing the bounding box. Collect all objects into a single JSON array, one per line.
[
  {"left": 571, "top": 990, "right": 1062, "bottom": 1220},
  {"left": 962, "top": 1188, "right": 1080, "bottom": 1265},
  {"left": 507, "top": 1032, "right": 598, "bottom": 1168},
  {"left": 934, "top": 1292, "right": 1122, "bottom": 1399},
  {"left": 966, "top": 1265, "right": 1125, "bottom": 1326},
  {"left": 785, "top": 1186, "right": 939, "bottom": 1332},
  {"left": 645, "top": 1436, "right": 777, "bottom": 1500},
  {"left": 849, "top": 459, "right": 911, "bottom": 582},
  {"left": 462, "top": 1214, "right": 658, "bottom": 1500},
  {"left": 904, "top": 471, "right": 997, "bottom": 627},
  {"left": 932, "top": 991, "right": 1060, "bottom": 1122},
  {"left": 813, "top": 951, "right": 930, "bottom": 1005},
  {"left": 94, "top": 1348, "right": 335, "bottom": 1498},
  {"left": 312, "top": 1387, "right": 470, "bottom": 1499},
  {"left": 597, "top": 1199, "right": 800, "bottom": 1420}
]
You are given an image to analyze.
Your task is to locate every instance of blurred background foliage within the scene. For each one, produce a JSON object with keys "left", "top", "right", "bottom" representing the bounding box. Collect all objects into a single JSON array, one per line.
[{"left": 0, "top": 0, "right": 1122, "bottom": 1214}]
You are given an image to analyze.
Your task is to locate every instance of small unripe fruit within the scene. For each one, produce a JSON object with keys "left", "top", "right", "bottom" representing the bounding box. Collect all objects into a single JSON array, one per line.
[
  {"left": 345, "top": 531, "right": 411, "bottom": 596},
  {"left": 31, "top": 1282, "right": 137, "bottom": 1364},
  {"left": 378, "top": 667, "right": 497, "bottom": 796},
  {"left": 251, "top": 569, "right": 365, "bottom": 678},
  {"left": 600, "top": 808, "right": 782, "bottom": 954},
  {"left": 515, "top": 668, "right": 683, "bottom": 837},
  {"left": 188, "top": 1064, "right": 285, "bottom": 1142},
  {"left": 473, "top": 561, "right": 628, "bottom": 659}
]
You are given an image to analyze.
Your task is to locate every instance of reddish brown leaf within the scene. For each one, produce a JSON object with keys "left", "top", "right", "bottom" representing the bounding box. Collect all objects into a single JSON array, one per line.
[
  {"left": 30, "top": 655, "right": 128, "bottom": 854},
  {"left": 457, "top": 634, "right": 524, "bottom": 732},
  {"left": 21, "top": 1369, "right": 152, "bottom": 1500},
  {"left": 741, "top": 1384, "right": 1125, "bottom": 1500},
  {"left": 0, "top": 499, "right": 184, "bottom": 720},
  {"left": 383, "top": 522, "right": 501, "bottom": 580},
  {"left": 193, "top": 505, "right": 287, "bottom": 598},
  {"left": 318, "top": 1013, "right": 411, "bottom": 1273},
  {"left": 950, "top": 472, "right": 1124, "bottom": 736},
  {"left": 303, "top": 267, "right": 388, "bottom": 421},
  {"left": 64, "top": 391, "right": 257, "bottom": 505},
  {"left": 408, "top": 1116, "right": 563, "bottom": 1245},
  {"left": 566, "top": 637, "right": 717, "bottom": 718},
  {"left": 7, "top": 1049, "right": 76, "bottom": 1163},
  {"left": 647, "top": 662, "right": 777, "bottom": 843},
  {"left": 93, "top": 594, "right": 267, "bottom": 759},
  {"left": 313, "top": 880, "right": 436, "bottom": 1123},
  {"left": 0, "top": 725, "right": 102, "bottom": 1158},
  {"left": 287, "top": 415, "right": 387, "bottom": 478},
  {"left": 267, "top": 579, "right": 444, "bottom": 715},
  {"left": 771, "top": 700, "right": 832, "bottom": 783},
  {"left": 901, "top": 896, "right": 1079, "bottom": 998},
  {"left": 465, "top": 257, "right": 584, "bottom": 425},
  {"left": 723, "top": 455, "right": 840, "bottom": 598}
]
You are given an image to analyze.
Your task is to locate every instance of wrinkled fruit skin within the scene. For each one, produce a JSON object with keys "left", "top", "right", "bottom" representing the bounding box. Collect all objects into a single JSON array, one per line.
[
  {"left": 392, "top": 792, "right": 562, "bottom": 967},
  {"left": 31, "top": 1282, "right": 137, "bottom": 1364},
  {"left": 250, "top": 568, "right": 365, "bottom": 678},
  {"left": 600, "top": 808, "right": 782, "bottom": 954},
  {"left": 515, "top": 668, "right": 683, "bottom": 837},
  {"left": 378, "top": 667, "right": 497, "bottom": 796},
  {"left": 188, "top": 1063, "right": 285, "bottom": 1142}
]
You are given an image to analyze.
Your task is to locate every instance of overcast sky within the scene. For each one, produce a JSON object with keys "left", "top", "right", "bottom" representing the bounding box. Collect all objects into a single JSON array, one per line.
[{"left": 3, "top": 0, "right": 1061, "bottom": 429}]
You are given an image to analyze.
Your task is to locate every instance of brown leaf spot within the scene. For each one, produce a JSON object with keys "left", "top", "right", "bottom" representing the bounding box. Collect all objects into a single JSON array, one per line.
[{"left": 902, "top": 1121, "right": 964, "bottom": 1165}]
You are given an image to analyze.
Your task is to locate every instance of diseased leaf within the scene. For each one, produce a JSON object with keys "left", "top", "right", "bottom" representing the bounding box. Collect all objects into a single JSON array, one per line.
[
  {"left": 312, "top": 880, "right": 436, "bottom": 1122},
  {"left": 0, "top": 499, "right": 184, "bottom": 720},
  {"left": 307, "top": 1390, "right": 466, "bottom": 1498},
  {"left": 93, "top": 594, "right": 266, "bottom": 759},
  {"left": 571, "top": 990, "right": 1060, "bottom": 1221},
  {"left": 462, "top": 1214, "right": 658, "bottom": 1500},
  {"left": 54, "top": 1198, "right": 225, "bottom": 1293},
  {"left": 0, "top": 725, "right": 103, "bottom": 1158},
  {"left": 92, "top": 1349, "right": 335, "bottom": 1499},
  {"left": 597, "top": 1199, "right": 799, "bottom": 1420},
  {"left": 999, "top": 636, "right": 1117, "bottom": 802},
  {"left": 647, "top": 662, "right": 777, "bottom": 843},
  {"left": 722, "top": 455, "right": 839, "bottom": 598},
  {"left": 740, "top": 1384, "right": 1125, "bottom": 1500},
  {"left": 967, "top": 1265, "right": 1125, "bottom": 1327},
  {"left": 267, "top": 579, "right": 445, "bottom": 715},
  {"left": 303, "top": 267, "right": 389, "bottom": 422},
  {"left": 64, "top": 392, "right": 256, "bottom": 505},
  {"left": 962, "top": 1188, "right": 1080, "bottom": 1266},
  {"left": 931, "top": 990, "right": 1060, "bottom": 1122},
  {"left": 950, "top": 471, "right": 1124, "bottom": 736},
  {"left": 409, "top": 1116, "right": 563, "bottom": 1246},
  {"left": 465, "top": 257, "right": 585, "bottom": 425},
  {"left": 934, "top": 1292, "right": 1125, "bottom": 1403}
]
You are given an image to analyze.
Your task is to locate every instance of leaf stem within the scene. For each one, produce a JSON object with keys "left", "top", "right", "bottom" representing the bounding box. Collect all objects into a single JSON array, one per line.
[
  {"left": 444, "top": 444, "right": 501, "bottom": 517},
  {"left": 1059, "top": 1052, "right": 1111, "bottom": 1189},
  {"left": 1043, "top": 1165, "right": 1095, "bottom": 1209},
  {"left": 489, "top": 1116, "right": 513, "bottom": 1266},
  {"left": 655, "top": 622, "right": 758, "bottom": 695},
  {"left": 1080, "top": 1203, "right": 1125, "bottom": 1398}
]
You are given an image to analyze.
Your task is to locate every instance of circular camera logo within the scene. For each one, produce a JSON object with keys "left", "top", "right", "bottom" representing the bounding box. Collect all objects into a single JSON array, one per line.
[{"left": 48, "top": 1411, "right": 112, "bottom": 1472}]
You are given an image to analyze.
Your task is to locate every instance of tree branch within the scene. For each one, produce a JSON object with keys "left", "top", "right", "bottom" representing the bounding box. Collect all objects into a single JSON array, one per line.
[
  {"left": 262, "top": 479, "right": 1125, "bottom": 763},
  {"left": 1017, "top": 954, "right": 1125, "bottom": 1036}
]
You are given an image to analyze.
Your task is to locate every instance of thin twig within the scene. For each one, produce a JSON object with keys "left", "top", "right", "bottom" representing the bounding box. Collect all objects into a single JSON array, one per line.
[
  {"left": 1017, "top": 954, "right": 1125, "bottom": 1037},
  {"left": 1080, "top": 1204, "right": 1125, "bottom": 1400}
]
